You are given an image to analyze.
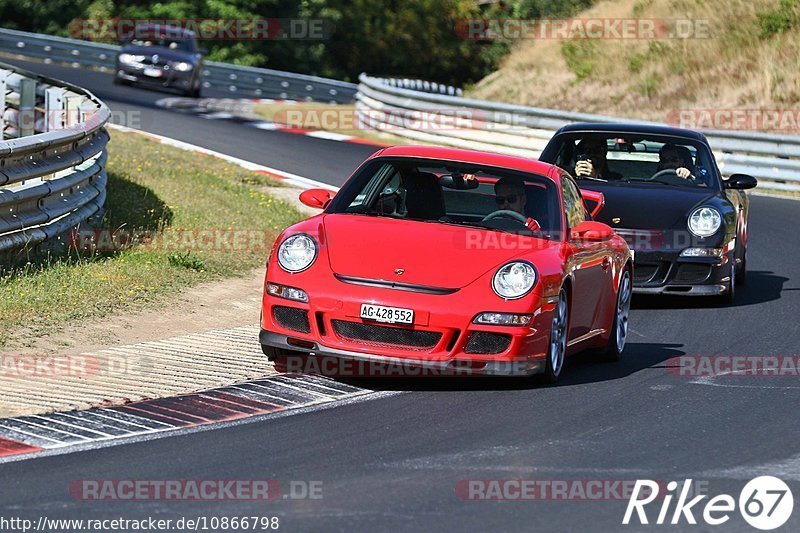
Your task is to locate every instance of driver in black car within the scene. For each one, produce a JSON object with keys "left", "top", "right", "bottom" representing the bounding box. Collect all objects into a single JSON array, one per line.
[
  {"left": 657, "top": 143, "right": 696, "bottom": 180},
  {"left": 493, "top": 177, "right": 541, "bottom": 232}
]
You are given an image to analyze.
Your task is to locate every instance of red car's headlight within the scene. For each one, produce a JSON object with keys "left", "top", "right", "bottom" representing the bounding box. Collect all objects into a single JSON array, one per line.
[
  {"left": 492, "top": 262, "right": 537, "bottom": 300},
  {"left": 277, "top": 234, "right": 318, "bottom": 272}
]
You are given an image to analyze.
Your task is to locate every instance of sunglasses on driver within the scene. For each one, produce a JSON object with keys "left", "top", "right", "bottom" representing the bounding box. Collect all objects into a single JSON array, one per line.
[{"left": 495, "top": 194, "right": 520, "bottom": 205}]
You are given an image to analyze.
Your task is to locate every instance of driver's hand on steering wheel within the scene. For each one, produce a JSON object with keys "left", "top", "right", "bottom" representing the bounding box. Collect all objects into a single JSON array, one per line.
[
  {"left": 676, "top": 167, "right": 693, "bottom": 179},
  {"left": 575, "top": 160, "right": 597, "bottom": 178}
]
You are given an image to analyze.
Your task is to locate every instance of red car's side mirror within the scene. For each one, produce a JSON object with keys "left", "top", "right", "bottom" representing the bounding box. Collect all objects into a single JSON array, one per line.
[
  {"left": 299, "top": 188, "right": 332, "bottom": 209},
  {"left": 570, "top": 220, "right": 614, "bottom": 242},
  {"left": 579, "top": 189, "right": 605, "bottom": 219}
]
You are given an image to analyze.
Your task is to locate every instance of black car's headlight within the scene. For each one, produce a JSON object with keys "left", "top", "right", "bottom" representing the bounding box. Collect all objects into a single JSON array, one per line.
[
  {"left": 492, "top": 262, "right": 537, "bottom": 300},
  {"left": 277, "top": 234, "right": 318, "bottom": 272},
  {"left": 688, "top": 207, "right": 722, "bottom": 238},
  {"left": 118, "top": 53, "right": 144, "bottom": 64}
]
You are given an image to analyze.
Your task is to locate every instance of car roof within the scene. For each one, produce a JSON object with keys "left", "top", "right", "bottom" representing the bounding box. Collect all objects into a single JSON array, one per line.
[
  {"left": 371, "top": 146, "right": 560, "bottom": 182},
  {"left": 554, "top": 122, "right": 708, "bottom": 143}
]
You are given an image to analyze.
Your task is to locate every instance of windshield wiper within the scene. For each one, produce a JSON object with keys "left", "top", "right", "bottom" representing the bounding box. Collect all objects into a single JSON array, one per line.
[
  {"left": 623, "top": 178, "right": 680, "bottom": 186},
  {"left": 575, "top": 175, "right": 608, "bottom": 182},
  {"left": 444, "top": 220, "right": 531, "bottom": 235}
]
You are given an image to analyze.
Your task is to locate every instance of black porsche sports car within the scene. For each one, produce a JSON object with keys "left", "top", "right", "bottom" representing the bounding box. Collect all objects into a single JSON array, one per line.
[{"left": 540, "top": 123, "right": 757, "bottom": 303}]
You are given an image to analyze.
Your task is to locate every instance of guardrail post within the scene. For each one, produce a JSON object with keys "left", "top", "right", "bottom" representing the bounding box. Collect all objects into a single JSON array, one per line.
[
  {"left": 18, "top": 77, "right": 35, "bottom": 136},
  {"left": 0, "top": 69, "right": 7, "bottom": 138},
  {"left": 65, "top": 94, "right": 83, "bottom": 127},
  {"left": 45, "top": 86, "right": 66, "bottom": 131}
]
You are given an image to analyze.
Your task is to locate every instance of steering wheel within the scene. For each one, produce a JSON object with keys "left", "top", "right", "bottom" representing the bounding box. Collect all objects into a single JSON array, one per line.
[
  {"left": 482, "top": 210, "right": 528, "bottom": 224},
  {"left": 647, "top": 168, "right": 692, "bottom": 184}
]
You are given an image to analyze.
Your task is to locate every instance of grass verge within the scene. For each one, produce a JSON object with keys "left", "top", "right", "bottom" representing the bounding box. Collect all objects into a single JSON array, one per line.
[{"left": 0, "top": 130, "right": 303, "bottom": 347}]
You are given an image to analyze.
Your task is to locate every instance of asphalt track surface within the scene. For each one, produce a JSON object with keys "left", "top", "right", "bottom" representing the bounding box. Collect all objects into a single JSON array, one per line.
[{"left": 2, "top": 59, "right": 800, "bottom": 532}]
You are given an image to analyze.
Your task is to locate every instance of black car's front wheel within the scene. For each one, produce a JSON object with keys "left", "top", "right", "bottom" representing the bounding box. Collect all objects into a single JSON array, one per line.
[
  {"left": 735, "top": 246, "right": 747, "bottom": 285},
  {"left": 722, "top": 261, "right": 736, "bottom": 305}
]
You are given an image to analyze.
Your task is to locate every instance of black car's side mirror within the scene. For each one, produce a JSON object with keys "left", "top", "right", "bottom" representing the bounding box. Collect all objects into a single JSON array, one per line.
[{"left": 724, "top": 174, "right": 758, "bottom": 190}]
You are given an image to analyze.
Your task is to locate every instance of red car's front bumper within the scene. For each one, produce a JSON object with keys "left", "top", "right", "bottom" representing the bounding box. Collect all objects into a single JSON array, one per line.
[{"left": 260, "top": 270, "right": 555, "bottom": 377}]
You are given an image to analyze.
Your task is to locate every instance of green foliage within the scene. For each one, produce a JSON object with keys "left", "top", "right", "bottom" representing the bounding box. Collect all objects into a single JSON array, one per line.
[
  {"left": 561, "top": 40, "right": 595, "bottom": 81},
  {"left": 628, "top": 53, "right": 645, "bottom": 74},
  {"left": 168, "top": 251, "right": 206, "bottom": 271},
  {"left": 757, "top": 0, "right": 799, "bottom": 38},
  {"left": 636, "top": 73, "right": 661, "bottom": 98},
  {"left": 0, "top": 0, "right": 596, "bottom": 86}
]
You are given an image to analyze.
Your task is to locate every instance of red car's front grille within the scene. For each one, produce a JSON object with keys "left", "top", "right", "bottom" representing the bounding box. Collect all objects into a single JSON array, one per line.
[{"left": 331, "top": 320, "right": 442, "bottom": 351}]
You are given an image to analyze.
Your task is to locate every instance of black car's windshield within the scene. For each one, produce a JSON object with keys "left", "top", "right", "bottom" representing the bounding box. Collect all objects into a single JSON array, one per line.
[
  {"left": 129, "top": 29, "right": 196, "bottom": 52},
  {"left": 328, "top": 158, "right": 562, "bottom": 240},
  {"left": 554, "top": 135, "right": 719, "bottom": 189}
]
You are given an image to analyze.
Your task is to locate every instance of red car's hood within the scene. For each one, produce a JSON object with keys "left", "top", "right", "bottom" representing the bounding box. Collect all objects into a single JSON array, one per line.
[{"left": 323, "top": 214, "right": 553, "bottom": 289}]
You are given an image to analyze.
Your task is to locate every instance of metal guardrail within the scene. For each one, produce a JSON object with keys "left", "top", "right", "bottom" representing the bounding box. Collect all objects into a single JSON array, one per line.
[
  {"left": 356, "top": 74, "right": 800, "bottom": 192},
  {"left": 0, "top": 59, "right": 109, "bottom": 253},
  {"left": 0, "top": 28, "right": 357, "bottom": 103}
]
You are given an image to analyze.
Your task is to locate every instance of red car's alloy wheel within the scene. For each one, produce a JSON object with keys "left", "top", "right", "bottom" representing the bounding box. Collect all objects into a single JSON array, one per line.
[
  {"left": 615, "top": 270, "right": 633, "bottom": 354},
  {"left": 544, "top": 289, "right": 568, "bottom": 383}
]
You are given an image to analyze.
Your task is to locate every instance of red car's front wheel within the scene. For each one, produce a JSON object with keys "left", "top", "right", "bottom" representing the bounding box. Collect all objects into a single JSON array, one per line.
[
  {"left": 543, "top": 288, "right": 569, "bottom": 383},
  {"left": 600, "top": 269, "right": 632, "bottom": 361}
]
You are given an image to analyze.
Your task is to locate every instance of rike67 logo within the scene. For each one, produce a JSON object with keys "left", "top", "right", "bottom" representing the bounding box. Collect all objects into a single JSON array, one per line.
[{"left": 623, "top": 476, "right": 794, "bottom": 530}]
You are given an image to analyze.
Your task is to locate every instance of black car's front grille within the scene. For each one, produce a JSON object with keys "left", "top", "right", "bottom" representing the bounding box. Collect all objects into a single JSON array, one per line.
[
  {"left": 331, "top": 320, "right": 441, "bottom": 350},
  {"left": 273, "top": 306, "right": 311, "bottom": 334},
  {"left": 674, "top": 264, "right": 712, "bottom": 283},
  {"left": 141, "top": 56, "right": 171, "bottom": 67},
  {"left": 464, "top": 332, "right": 512, "bottom": 354}
]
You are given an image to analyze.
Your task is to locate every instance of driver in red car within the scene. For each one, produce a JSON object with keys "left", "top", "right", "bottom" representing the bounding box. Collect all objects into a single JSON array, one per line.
[{"left": 493, "top": 177, "right": 541, "bottom": 232}]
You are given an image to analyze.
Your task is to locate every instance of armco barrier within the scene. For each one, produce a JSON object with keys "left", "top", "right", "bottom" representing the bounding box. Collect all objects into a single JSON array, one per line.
[
  {"left": 356, "top": 74, "right": 800, "bottom": 192},
  {"left": 0, "top": 28, "right": 357, "bottom": 103},
  {"left": 0, "top": 59, "right": 109, "bottom": 252}
]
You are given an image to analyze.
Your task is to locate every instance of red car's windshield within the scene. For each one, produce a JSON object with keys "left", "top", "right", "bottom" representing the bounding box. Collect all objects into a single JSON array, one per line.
[{"left": 328, "top": 158, "right": 562, "bottom": 240}]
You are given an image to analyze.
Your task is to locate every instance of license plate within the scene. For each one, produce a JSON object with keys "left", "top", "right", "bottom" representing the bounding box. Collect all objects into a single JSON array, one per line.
[
  {"left": 360, "top": 304, "right": 414, "bottom": 324},
  {"left": 143, "top": 67, "right": 162, "bottom": 77}
]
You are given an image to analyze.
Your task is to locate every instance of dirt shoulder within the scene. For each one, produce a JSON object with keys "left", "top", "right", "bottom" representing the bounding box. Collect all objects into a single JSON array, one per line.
[{"left": 2, "top": 186, "right": 316, "bottom": 357}]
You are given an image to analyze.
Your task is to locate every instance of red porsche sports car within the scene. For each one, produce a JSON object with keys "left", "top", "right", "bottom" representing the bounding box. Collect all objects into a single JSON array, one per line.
[{"left": 260, "top": 146, "right": 632, "bottom": 382}]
